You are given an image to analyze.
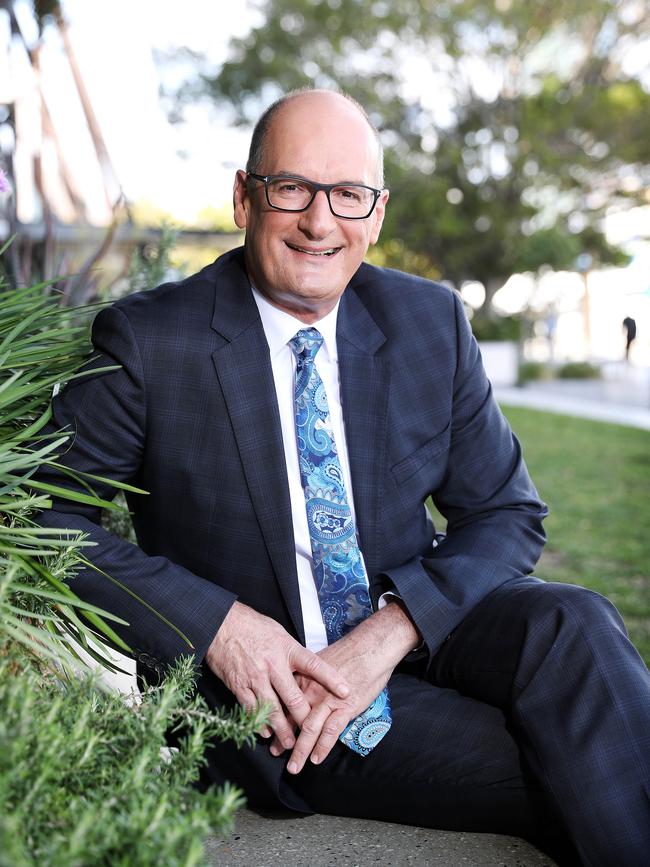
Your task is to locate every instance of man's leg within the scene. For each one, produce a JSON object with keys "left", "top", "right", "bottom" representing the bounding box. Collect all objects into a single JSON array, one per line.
[
  {"left": 196, "top": 664, "right": 572, "bottom": 855},
  {"left": 289, "top": 671, "right": 573, "bottom": 860},
  {"left": 430, "top": 577, "right": 650, "bottom": 867}
]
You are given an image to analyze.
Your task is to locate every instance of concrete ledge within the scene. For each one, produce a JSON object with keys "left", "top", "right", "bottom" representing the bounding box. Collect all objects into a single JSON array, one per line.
[{"left": 205, "top": 809, "right": 557, "bottom": 866}]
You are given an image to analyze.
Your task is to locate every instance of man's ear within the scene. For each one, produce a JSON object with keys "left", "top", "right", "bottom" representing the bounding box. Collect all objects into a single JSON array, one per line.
[
  {"left": 369, "top": 189, "right": 389, "bottom": 245},
  {"left": 233, "top": 170, "right": 250, "bottom": 229}
]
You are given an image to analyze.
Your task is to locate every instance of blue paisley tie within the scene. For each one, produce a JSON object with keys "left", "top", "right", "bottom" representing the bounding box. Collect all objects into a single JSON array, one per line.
[{"left": 289, "top": 328, "right": 391, "bottom": 756}]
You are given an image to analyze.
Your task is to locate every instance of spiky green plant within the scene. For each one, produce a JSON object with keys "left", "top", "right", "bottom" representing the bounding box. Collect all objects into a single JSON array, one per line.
[
  {"left": 0, "top": 246, "right": 133, "bottom": 666},
  {"left": 0, "top": 651, "right": 265, "bottom": 867},
  {"left": 0, "top": 240, "right": 267, "bottom": 863}
]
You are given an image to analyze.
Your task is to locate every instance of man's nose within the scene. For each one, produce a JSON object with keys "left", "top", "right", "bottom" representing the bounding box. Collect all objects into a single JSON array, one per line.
[{"left": 297, "top": 189, "right": 337, "bottom": 237}]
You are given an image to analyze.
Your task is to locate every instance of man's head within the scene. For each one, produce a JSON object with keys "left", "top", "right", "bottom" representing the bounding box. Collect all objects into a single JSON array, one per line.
[{"left": 233, "top": 89, "right": 389, "bottom": 323}]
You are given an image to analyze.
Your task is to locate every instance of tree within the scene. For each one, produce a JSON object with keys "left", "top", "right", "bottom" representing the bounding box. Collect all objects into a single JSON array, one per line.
[{"left": 181, "top": 0, "right": 649, "bottom": 307}]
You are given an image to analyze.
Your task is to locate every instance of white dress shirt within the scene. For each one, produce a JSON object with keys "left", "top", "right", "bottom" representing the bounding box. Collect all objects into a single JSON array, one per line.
[{"left": 251, "top": 286, "right": 363, "bottom": 652}]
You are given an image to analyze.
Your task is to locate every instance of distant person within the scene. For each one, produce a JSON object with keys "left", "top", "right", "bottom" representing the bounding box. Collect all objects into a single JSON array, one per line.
[
  {"left": 623, "top": 316, "right": 637, "bottom": 361},
  {"left": 545, "top": 311, "right": 558, "bottom": 362}
]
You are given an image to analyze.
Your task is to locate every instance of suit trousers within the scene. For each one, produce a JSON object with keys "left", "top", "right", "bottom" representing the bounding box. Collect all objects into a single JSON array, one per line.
[{"left": 196, "top": 578, "right": 650, "bottom": 867}]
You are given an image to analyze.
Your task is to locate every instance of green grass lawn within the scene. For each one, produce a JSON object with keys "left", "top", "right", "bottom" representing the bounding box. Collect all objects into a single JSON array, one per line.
[{"left": 431, "top": 407, "right": 650, "bottom": 667}]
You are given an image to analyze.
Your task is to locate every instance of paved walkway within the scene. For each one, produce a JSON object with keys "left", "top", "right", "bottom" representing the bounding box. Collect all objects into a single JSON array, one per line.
[
  {"left": 205, "top": 809, "right": 556, "bottom": 866},
  {"left": 494, "top": 365, "right": 650, "bottom": 430}
]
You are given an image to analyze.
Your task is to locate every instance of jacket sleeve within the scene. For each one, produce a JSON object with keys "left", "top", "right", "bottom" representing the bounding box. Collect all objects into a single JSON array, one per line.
[
  {"left": 383, "top": 291, "right": 548, "bottom": 665},
  {"left": 33, "top": 305, "right": 237, "bottom": 671}
]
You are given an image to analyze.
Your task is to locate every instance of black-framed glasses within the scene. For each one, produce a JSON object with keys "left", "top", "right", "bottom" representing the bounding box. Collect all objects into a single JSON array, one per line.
[{"left": 247, "top": 172, "right": 382, "bottom": 219}]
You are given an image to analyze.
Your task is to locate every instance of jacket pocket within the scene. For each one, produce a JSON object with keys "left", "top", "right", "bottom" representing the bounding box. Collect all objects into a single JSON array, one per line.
[{"left": 390, "top": 424, "right": 450, "bottom": 487}]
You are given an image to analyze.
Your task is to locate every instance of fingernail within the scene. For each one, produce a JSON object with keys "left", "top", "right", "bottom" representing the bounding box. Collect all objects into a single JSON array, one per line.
[
  {"left": 287, "top": 761, "right": 298, "bottom": 774},
  {"left": 283, "top": 739, "right": 294, "bottom": 750},
  {"left": 260, "top": 726, "right": 271, "bottom": 738},
  {"left": 270, "top": 745, "right": 280, "bottom": 757},
  {"left": 311, "top": 753, "right": 321, "bottom": 765},
  {"left": 338, "top": 683, "right": 350, "bottom": 697}
]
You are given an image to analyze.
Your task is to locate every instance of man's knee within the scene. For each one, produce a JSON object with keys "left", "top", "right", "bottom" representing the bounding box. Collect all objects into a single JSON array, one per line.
[
  {"left": 522, "top": 581, "right": 626, "bottom": 639},
  {"left": 495, "top": 581, "right": 634, "bottom": 686},
  {"left": 433, "top": 579, "right": 633, "bottom": 705}
]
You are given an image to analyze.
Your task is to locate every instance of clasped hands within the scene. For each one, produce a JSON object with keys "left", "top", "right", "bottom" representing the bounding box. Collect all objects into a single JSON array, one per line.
[{"left": 206, "top": 600, "right": 420, "bottom": 774}]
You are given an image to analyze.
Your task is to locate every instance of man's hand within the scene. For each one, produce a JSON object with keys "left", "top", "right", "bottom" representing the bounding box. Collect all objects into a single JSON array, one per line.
[
  {"left": 205, "top": 601, "right": 350, "bottom": 750},
  {"left": 277, "top": 600, "right": 421, "bottom": 774}
]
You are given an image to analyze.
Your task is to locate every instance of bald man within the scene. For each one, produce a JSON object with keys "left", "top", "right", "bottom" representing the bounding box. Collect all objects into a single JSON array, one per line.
[{"left": 39, "top": 90, "right": 649, "bottom": 866}]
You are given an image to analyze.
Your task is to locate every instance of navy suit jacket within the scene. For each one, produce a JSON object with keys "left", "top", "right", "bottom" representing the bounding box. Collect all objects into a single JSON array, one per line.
[{"left": 39, "top": 245, "right": 546, "bottom": 677}]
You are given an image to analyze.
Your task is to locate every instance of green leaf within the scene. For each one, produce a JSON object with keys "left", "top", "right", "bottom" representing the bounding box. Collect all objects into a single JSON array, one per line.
[
  {"left": 7, "top": 583, "right": 129, "bottom": 623},
  {"left": 25, "top": 479, "right": 127, "bottom": 511},
  {"left": 82, "top": 557, "right": 195, "bottom": 650}
]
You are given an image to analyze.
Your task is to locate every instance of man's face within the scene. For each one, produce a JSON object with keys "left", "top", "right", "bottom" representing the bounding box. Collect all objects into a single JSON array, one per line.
[{"left": 233, "top": 92, "right": 389, "bottom": 322}]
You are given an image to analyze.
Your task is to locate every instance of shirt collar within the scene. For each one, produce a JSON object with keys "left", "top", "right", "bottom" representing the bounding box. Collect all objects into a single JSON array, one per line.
[{"left": 251, "top": 285, "right": 340, "bottom": 362}]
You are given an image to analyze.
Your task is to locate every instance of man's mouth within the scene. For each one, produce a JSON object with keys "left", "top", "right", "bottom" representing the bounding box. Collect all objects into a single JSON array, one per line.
[{"left": 285, "top": 242, "right": 340, "bottom": 257}]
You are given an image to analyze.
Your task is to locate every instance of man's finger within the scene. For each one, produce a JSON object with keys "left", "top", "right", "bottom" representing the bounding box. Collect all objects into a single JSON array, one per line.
[
  {"left": 269, "top": 733, "right": 285, "bottom": 757},
  {"left": 264, "top": 698, "right": 297, "bottom": 749},
  {"left": 269, "top": 709, "right": 300, "bottom": 756},
  {"left": 286, "top": 703, "right": 333, "bottom": 775},
  {"left": 270, "top": 668, "right": 313, "bottom": 727},
  {"left": 232, "top": 686, "right": 258, "bottom": 712},
  {"left": 310, "top": 709, "right": 351, "bottom": 766},
  {"left": 290, "top": 644, "right": 350, "bottom": 698},
  {"left": 238, "top": 678, "right": 295, "bottom": 748}
]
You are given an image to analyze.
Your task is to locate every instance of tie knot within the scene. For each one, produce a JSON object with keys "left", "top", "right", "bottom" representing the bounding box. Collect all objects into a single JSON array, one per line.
[{"left": 289, "top": 328, "right": 323, "bottom": 364}]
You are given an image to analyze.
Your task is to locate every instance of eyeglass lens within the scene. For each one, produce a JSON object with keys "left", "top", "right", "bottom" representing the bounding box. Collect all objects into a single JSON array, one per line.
[{"left": 267, "top": 177, "right": 375, "bottom": 217}]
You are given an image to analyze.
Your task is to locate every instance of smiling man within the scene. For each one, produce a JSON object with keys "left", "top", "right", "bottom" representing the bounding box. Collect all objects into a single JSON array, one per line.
[
  {"left": 39, "top": 90, "right": 649, "bottom": 866},
  {"left": 232, "top": 93, "right": 388, "bottom": 322}
]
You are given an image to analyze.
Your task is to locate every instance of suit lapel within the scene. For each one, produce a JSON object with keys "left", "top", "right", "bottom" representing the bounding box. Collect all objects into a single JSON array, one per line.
[
  {"left": 210, "top": 257, "right": 305, "bottom": 642},
  {"left": 337, "top": 284, "right": 390, "bottom": 581}
]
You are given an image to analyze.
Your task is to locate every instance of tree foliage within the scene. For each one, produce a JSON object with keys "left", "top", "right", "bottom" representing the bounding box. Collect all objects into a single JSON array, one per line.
[{"left": 187, "top": 0, "right": 649, "bottom": 296}]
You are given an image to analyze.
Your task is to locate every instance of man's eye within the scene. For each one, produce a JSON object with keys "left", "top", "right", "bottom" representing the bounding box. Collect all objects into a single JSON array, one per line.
[
  {"left": 274, "top": 181, "right": 308, "bottom": 194},
  {"left": 334, "top": 187, "right": 363, "bottom": 203}
]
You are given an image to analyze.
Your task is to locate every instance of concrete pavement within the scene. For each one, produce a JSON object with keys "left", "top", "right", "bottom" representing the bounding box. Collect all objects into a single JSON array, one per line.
[
  {"left": 494, "top": 364, "right": 650, "bottom": 430},
  {"left": 205, "top": 809, "right": 557, "bottom": 866}
]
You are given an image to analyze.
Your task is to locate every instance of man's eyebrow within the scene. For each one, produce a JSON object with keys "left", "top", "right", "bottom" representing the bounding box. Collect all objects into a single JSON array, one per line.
[{"left": 273, "top": 170, "right": 371, "bottom": 185}]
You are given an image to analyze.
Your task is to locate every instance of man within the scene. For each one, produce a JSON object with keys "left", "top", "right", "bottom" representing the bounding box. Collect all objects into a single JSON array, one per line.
[
  {"left": 623, "top": 316, "right": 637, "bottom": 361},
  {"left": 39, "top": 90, "right": 649, "bottom": 866}
]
